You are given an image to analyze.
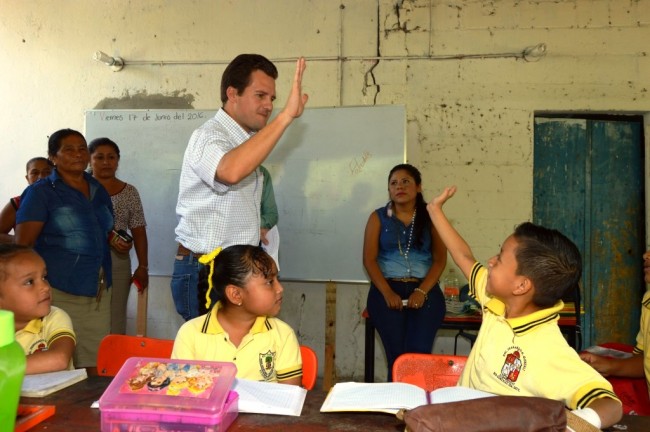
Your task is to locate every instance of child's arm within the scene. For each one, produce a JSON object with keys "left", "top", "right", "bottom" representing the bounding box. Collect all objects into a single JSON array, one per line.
[
  {"left": 280, "top": 376, "right": 302, "bottom": 386},
  {"left": 426, "top": 186, "right": 477, "bottom": 281},
  {"left": 582, "top": 397, "right": 623, "bottom": 429},
  {"left": 0, "top": 200, "right": 17, "bottom": 243},
  {"left": 25, "top": 336, "right": 75, "bottom": 374},
  {"left": 579, "top": 351, "right": 645, "bottom": 378}
]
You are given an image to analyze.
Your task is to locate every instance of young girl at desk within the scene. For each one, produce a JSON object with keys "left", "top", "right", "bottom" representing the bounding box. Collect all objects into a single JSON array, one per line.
[
  {"left": 172, "top": 245, "right": 302, "bottom": 385},
  {"left": 0, "top": 244, "right": 76, "bottom": 374}
]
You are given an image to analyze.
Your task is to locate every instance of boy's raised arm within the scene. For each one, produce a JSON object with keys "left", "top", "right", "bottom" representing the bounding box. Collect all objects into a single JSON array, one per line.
[{"left": 426, "top": 186, "right": 477, "bottom": 280}]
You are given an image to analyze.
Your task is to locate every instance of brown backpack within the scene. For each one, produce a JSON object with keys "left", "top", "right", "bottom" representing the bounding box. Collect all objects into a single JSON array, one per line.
[{"left": 397, "top": 395, "right": 598, "bottom": 432}]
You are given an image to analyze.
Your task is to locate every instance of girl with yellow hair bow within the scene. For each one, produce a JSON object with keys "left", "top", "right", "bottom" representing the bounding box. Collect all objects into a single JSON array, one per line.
[{"left": 171, "top": 245, "right": 303, "bottom": 385}]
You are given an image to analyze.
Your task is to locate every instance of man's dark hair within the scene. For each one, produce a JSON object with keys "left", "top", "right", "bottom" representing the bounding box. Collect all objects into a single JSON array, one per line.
[{"left": 220, "top": 54, "right": 278, "bottom": 105}]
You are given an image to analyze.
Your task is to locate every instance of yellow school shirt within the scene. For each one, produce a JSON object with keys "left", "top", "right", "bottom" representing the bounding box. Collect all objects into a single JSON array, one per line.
[
  {"left": 459, "top": 263, "right": 619, "bottom": 410},
  {"left": 15, "top": 306, "right": 76, "bottom": 370},
  {"left": 172, "top": 302, "right": 302, "bottom": 382},
  {"left": 633, "top": 290, "right": 650, "bottom": 396}
]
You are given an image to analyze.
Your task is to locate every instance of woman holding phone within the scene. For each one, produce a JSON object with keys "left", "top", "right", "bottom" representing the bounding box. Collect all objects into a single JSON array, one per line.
[
  {"left": 15, "top": 129, "right": 114, "bottom": 371},
  {"left": 89, "top": 137, "right": 148, "bottom": 335}
]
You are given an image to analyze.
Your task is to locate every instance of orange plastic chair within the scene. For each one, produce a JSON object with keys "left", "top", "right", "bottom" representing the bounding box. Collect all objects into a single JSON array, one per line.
[
  {"left": 96, "top": 334, "right": 175, "bottom": 376},
  {"left": 392, "top": 353, "right": 467, "bottom": 392},
  {"left": 300, "top": 345, "right": 318, "bottom": 390}
]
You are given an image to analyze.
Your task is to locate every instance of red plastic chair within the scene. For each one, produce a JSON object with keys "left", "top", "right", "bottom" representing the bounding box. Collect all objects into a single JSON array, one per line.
[
  {"left": 96, "top": 334, "right": 175, "bottom": 376},
  {"left": 392, "top": 352, "right": 467, "bottom": 392},
  {"left": 300, "top": 345, "right": 318, "bottom": 390}
]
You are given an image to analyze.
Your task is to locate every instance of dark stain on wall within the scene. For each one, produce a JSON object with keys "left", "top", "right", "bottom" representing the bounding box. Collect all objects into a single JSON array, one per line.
[{"left": 93, "top": 90, "right": 195, "bottom": 109}]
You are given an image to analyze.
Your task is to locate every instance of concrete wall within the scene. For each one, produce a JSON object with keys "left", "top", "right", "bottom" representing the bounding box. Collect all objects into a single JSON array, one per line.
[{"left": 2, "top": 0, "right": 649, "bottom": 381}]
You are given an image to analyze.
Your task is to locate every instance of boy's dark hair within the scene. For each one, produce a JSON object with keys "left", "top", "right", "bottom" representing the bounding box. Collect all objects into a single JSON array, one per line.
[
  {"left": 88, "top": 137, "right": 121, "bottom": 159},
  {"left": 197, "top": 245, "right": 276, "bottom": 315},
  {"left": 25, "top": 157, "right": 54, "bottom": 172},
  {"left": 388, "top": 163, "right": 431, "bottom": 249},
  {"left": 513, "top": 222, "right": 582, "bottom": 308},
  {"left": 47, "top": 129, "right": 86, "bottom": 158},
  {"left": 220, "top": 54, "right": 278, "bottom": 105},
  {"left": 0, "top": 244, "right": 32, "bottom": 282}
]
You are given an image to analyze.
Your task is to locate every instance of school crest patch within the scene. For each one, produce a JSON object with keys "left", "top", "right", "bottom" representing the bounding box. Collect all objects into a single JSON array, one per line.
[
  {"left": 493, "top": 346, "right": 526, "bottom": 391},
  {"left": 258, "top": 350, "right": 276, "bottom": 380}
]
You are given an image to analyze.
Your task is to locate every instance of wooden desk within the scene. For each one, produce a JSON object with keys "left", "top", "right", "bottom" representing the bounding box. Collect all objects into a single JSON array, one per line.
[
  {"left": 18, "top": 376, "right": 650, "bottom": 431},
  {"left": 20, "top": 376, "right": 403, "bottom": 431}
]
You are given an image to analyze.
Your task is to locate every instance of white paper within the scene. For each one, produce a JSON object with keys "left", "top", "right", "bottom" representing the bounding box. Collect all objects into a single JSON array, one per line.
[
  {"left": 429, "top": 386, "right": 495, "bottom": 404},
  {"left": 320, "top": 382, "right": 494, "bottom": 414},
  {"left": 261, "top": 225, "right": 280, "bottom": 270},
  {"left": 583, "top": 345, "right": 633, "bottom": 359},
  {"left": 232, "top": 378, "right": 307, "bottom": 416},
  {"left": 21, "top": 368, "right": 88, "bottom": 397},
  {"left": 320, "top": 382, "right": 427, "bottom": 414}
]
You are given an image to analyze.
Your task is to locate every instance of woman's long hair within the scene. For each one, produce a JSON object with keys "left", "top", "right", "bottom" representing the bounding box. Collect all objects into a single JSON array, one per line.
[{"left": 388, "top": 163, "right": 430, "bottom": 249}]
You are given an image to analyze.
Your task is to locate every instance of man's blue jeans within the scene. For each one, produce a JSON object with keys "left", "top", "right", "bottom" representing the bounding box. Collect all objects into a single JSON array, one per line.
[{"left": 170, "top": 253, "right": 204, "bottom": 321}]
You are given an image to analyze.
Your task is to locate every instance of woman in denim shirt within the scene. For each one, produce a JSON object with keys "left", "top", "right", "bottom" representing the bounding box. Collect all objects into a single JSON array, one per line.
[
  {"left": 16, "top": 129, "right": 117, "bottom": 372},
  {"left": 363, "top": 163, "right": 447, "bottom": 381}
]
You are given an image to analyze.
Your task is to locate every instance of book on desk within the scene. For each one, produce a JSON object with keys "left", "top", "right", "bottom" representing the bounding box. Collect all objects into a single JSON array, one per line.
[
  {"left": 320, "top": 382, "right": 494, "bottom": 414},
  {"left": 233, "top": 378, "right": 307, "bottom": 416},
  {"left": 21, "top": 368, "right": 88, "bottom": 397}
]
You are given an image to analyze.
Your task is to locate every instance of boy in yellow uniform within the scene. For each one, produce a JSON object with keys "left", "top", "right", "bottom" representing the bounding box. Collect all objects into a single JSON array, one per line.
[{"left": 427, "top": 186, "right": 622, "bottom": 429}]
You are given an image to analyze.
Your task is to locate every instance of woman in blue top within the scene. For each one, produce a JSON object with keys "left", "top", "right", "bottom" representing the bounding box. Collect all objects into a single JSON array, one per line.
[
  {"left": 363, "top": 163, "right": 447, "bottom": 381},
  {"left": 15, "top": 128, "right": 116, "bottom": 371}
]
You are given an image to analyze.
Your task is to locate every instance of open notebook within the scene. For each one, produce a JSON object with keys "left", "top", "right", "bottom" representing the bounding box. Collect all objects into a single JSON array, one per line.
[
  {"left": 232, "top": 378, "right": 307, "bottom": 416},
  {"left": 320, "top": 382, "right": 494, "bottom": 415}
]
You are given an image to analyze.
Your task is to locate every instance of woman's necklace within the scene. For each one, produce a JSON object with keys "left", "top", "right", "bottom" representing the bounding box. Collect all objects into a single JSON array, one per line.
[{"left": 397, "top": 208, "right": 417, "bottom": 274}]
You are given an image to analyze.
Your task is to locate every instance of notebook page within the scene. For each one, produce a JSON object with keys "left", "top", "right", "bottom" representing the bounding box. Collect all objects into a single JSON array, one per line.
[
  {"left": 320, "top": 382, "right": 427, "bottom": 414},
  {"left": 429, "top": 386, "right": 495, "bottom": 404},
  {"left": 232, "top": 378, "right": 307, "bottom": 416},
  {"left": 21, "top": 369, "right": 88, "bottom": 397}
]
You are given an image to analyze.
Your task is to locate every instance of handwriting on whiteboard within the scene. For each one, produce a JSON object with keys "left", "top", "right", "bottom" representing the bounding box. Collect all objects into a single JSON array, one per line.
[{"left": 349, "top": 151, "right": 372, "bottom": 175}]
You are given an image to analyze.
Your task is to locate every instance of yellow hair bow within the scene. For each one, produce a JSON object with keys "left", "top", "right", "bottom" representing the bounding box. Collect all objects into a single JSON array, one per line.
[{"left": 198, "top": 247, "right": 222, "bottom": 310}]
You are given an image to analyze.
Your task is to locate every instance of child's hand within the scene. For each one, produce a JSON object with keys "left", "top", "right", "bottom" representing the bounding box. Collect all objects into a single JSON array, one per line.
[
  {"left": 428, "top": 186, "right": 457, "bottom": 211},
  {"left": 578, "top": 352, "right": 612, "bottom": 376}
]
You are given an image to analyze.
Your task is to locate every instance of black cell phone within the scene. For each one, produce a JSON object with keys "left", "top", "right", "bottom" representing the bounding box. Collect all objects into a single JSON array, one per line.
[{"left": 113, "top": 229, "right": 133, "bottom": 243}]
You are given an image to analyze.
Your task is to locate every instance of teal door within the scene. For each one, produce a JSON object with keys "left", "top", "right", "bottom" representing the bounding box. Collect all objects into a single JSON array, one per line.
[{"left": 533, "top": 117, "right": 645, "bottom": 347}]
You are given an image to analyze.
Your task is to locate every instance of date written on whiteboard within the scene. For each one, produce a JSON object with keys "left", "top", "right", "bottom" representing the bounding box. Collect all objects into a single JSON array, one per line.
[
  {"left": 349, "top": 151, "right": 371, "bottom": 175},
  {"left": 98, "top": 111, "right": 208, "bottom": 122}
]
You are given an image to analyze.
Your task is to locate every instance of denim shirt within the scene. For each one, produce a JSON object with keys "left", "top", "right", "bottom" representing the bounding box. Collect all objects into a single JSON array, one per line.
[
  {"left": 17, "top": 169, "right": 114, "bottom": 296},
  {"left": 376, "top": 203, "right": 432, "bottom": 279}
]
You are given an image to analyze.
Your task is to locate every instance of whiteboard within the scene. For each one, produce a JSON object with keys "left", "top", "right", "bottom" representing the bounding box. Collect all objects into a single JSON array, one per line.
[{"left": 85, "top": 106, "right": 405, "bottom": 282}]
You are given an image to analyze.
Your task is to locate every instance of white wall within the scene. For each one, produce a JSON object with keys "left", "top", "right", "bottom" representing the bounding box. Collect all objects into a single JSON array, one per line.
[{"left": 2, "top": 0, "right": 649, "bottom": 381}]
